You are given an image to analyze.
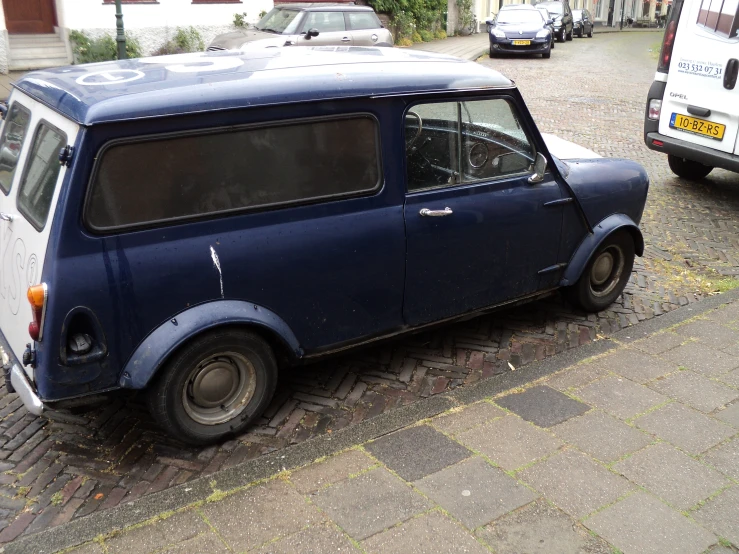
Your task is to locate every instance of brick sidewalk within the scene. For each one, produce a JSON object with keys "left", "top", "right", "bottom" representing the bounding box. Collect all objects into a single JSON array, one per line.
[{"left": 17, "top": 297, "right": 738, "bottom": 554}]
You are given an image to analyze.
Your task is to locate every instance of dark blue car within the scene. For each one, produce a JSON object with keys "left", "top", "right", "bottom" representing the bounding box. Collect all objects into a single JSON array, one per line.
[
  {"left": 0, "top": 48, "right": 648, "bottom": 444},
  {"left": 487, "top": 4, "right": 554, "bottom": 58}
]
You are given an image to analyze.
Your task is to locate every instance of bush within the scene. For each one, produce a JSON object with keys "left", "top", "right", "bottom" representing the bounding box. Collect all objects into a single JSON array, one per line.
[
  {"left": 369, "top": 0, "right": 445, "bottom": 40},
  {"left": 392, "top": 10, "right": 415, "bottom": 41},
  {"left": 419, "top": 29, "right": 434, "bottom": 41},
  {"left": 154, "top": 26, "right": 205, "bottom": 56},
  {"left": 258, "top": 10, "right": 267, "bottom": 19},
  {"left": 434, "top": 29, "right": 447, "bottom": 39},
  {"left": 69, "top": 30, "right": 142, "bottom": 63},
  {"left": 233, "top": 12, "right": 248, "bottom": 28},
  {"left": 456, "top": 0, "right": 474, "bottom": 33},
  {"left": 412, "top": 31, "right": 423, "bottom": 42},
  {"left": 396, "top": 37, "right": 413, "bottom": 46}
]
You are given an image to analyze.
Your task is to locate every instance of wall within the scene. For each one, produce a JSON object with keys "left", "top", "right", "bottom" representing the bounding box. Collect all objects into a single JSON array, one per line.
[
  {"left": 0, "top": 1, "right": 6, "bottom": 74},
  {"left": 56, "top": 0, "right": 273, "bottom": 55}
]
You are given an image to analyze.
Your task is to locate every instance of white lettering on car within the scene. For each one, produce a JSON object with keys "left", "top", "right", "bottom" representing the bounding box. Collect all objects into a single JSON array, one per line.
[
  {"left": 76, "top": 70, "right": 146, "bottom": 86},
  {"left": 139, "top": 53, "right": 244, "bottom": 73}
]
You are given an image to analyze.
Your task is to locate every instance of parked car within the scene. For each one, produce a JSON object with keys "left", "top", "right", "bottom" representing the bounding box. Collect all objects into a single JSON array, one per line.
[
  {"left": 644, "top": 0, "right": 739, "bottom": 179},
  {"left": 537, "top": 0, "right": 574, "bottom": 41},
  {"left": 572, "top": 9, "right": 594, "bottom": 37},
  {"left": 0, "top": 47, "right": 648, "bottom": 445},
  {"left": 206, "top": 5, "right": 393, "bottom": 50},
  {"left": 487, "top": 4, "right": 555, "bottom": 58},
  {"left": 537, "top": 5, "right": 557, "bottom": 43}
]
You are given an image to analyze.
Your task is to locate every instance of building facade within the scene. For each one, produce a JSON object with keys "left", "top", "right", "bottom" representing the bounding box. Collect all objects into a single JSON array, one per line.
[{"left": 0, "top": 0, "right": 274, "bottom": 74}]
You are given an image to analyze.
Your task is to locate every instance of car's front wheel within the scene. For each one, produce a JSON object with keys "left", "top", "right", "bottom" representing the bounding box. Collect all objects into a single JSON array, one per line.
[
  {"left": 559, "top": 28, "right": 566, "bottom": 41},
  {"left": 667, "top": 154, "right": 713, "bottom": 180},
  {"left": 148, "top": 328, "right": 278, "bottom": 445},
  {"left": 566, "top": 28, "right": 573, "bottom": 40},
  {"left": 587, "top": 25, "right": 593, "bottom": 37},
  {"left": 566, "top": 231, "right": 635, "bottom": 312},
  {"left": 542, "top": 47, "right": 551, "bottom": 58},
  {"left": 489, "top": 44, "right": 495, "bottom": 57}
]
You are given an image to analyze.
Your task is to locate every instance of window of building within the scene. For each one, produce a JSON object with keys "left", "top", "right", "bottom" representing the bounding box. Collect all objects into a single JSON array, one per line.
[{"left": 86, "top": 116, "right": 381, "bottom": 231}]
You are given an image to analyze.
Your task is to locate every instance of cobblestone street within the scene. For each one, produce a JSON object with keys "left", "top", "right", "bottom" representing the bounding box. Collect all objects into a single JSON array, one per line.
[{"left": 3, "top": 30, "right": 739, "bottom": 542}]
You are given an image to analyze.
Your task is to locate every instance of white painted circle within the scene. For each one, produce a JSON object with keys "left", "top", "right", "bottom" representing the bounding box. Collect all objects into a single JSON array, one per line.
[
  {"left": 462, "top": 490, "right": 471, "bottom": 497},
  {"left": 76, "top": 69, "right": 146, "bottom": 86}
]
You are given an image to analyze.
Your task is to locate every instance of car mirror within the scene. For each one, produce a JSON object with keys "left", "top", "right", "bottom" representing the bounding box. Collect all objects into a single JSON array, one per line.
[
  {"left": 527, "top": 152, "right": 548, "bottom": 184},
  {"left": 485, "top": 17, "right": 494, "bottom": 24},
  {"left": 546, "top": 18, "right": 554, "bottom": 24},
  {"left": 305, "top": 28, "right": 320, "bottom": 38}
]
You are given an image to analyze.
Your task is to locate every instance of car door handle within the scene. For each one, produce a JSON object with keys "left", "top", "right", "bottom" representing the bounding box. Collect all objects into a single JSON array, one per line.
[
  {"left": 342, "top": 37, "right": 351, "bottom": 42},
  {"left": 724, "top": 58, "right": 739, "bottom": 90},
  {"left": 0, "top": 212, "right": 14, "bottom": 222},
  {"left": 420, "top": 207, "right": 453, "bottom": 217}
]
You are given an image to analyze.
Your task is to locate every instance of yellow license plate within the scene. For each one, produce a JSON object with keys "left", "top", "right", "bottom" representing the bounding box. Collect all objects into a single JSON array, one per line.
[
  {"left": 512, "top": 40, "right": 531, "bottom": 45},
  {"left": 670, "top": 113, "right": 725, "bottom": 141}
]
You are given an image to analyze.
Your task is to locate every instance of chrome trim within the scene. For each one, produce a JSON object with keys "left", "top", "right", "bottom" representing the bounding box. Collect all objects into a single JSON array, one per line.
[
  {"left": 10, "top": 364, "right": 44, "bottom": 416},
  {"left": 206, "top": 45, "right": 227, "bottom": 51},
  {"left": 420, "top": 207, "right": 453, "bottom": 217}
]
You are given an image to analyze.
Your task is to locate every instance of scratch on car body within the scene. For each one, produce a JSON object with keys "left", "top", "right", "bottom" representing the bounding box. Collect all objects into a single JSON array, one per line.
[{"left": 210, "top": 246, "right": 224, "bottom": 298}]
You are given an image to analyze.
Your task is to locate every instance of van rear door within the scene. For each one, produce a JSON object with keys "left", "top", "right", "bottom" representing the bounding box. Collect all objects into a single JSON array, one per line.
[
  {"left": 0, "top": 91, "right": 78, "bottom": 375},
  {"left": 659, "top": 0, "right": 739, "bottom": 154}
]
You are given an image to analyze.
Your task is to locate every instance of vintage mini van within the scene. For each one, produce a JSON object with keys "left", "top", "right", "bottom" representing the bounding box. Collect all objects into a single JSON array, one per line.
[{"left": 0, "top": 48, "right": 649, "bottom": 444}]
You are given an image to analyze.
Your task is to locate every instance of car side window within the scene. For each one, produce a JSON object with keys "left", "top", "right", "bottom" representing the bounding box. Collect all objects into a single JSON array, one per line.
[
  {"left": 86, "top": 115, "right": 381, "bottom": 231},
  {"left": 303, "top": 11, "right": 346, "bottom": 32},
  {"left": 405, "top": 98, "right": 535, "bottom": 192},
  {"left": 348, "top": 12, "right": 381, "bottom": 30},
  {"left": 0, "top": 102, "right": 31, "bottom": 195}
]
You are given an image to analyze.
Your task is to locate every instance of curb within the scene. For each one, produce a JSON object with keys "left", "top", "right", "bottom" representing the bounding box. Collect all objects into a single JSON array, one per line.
[{"left": 7, "top": 287, "right": 739, "bottom": 554}]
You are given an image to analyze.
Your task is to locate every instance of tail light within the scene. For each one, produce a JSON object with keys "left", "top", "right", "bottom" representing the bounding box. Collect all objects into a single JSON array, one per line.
[
  {"left": 648, "top": 99, "right": 662, "bottom": 120},
  {"left": 657, "top": 0, "right": 683, "bottom": 73},
  {"left": 27, "top": 284, "right": 47, "bottom": 342}
]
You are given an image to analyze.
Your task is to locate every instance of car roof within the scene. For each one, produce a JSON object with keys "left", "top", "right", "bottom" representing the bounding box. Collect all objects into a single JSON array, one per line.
[
  {"left": 13, "top": 48, "right": 514, "bottom": 126},
  {"left": 276, "top": 4, "right": 375, "bottom": 11},
  {"left": 500, "top": 4, "right": 538, "bottom": 8}
]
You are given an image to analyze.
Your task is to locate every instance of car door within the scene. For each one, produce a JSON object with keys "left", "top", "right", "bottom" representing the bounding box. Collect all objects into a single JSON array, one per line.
[
  {"left": 346, "top": 12, "right": 382, "bottom": 45},
  {"left": 402, "top": 97, "right": 564, "bottom": 326},
  {"left": 296, "top": 11, "right": 353, "bottom": 46},
  {"left": 660, "top": 0, "right": 739, "bottom": 155}
]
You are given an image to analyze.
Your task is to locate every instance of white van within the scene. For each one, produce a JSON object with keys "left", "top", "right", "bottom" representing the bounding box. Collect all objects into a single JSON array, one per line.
[{"left": 644, "top": 0, "right": 739, "bottom": 179}]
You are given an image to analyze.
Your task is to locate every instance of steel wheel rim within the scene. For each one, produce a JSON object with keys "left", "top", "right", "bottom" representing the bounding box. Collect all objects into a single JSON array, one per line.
[
  {"left": 589, "top": 245, "right": 624, "bottom": 298},
  {"left": 182, "top": 352, "right": 256, "bottom": 425}
]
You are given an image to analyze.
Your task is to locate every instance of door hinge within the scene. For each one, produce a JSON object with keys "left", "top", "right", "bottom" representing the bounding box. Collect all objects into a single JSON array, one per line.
[{"left": 58, "top": 145, "right": 75, "bottom": 167}]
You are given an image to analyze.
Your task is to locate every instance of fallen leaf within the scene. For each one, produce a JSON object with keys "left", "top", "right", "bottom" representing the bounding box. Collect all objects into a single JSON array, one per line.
[
  {"left": 94, "top": 493, "right": 104, "bottom": 500},
  {"left": 508, "top": 362, "right": 516, "bottom": 371}
]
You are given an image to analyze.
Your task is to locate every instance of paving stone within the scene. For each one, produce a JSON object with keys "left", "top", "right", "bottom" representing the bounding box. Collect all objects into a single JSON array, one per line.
[
  {"left": 705, "top": 546, "right": 737, "bottom": 554},
  {"left": 477, "top": 499, "right": 612, "bottom": 554},
  {"left": 694, "top": 486, "right": 739, "bottom": 547},
  {"left": 67, "top": 542, "right": 105, "bottom": 554},
  {"left": 159, "top": 532, "right": 229, "bottom": 554},
  {"left": 717, "top": 369, "right": 739, "bottom": 388},
  {"left": 361, "top": 510, "right": 490, "bottom": 554},
  {"left": 552, "top": 410, "right": 652, "bottom": 463},
  {"left": 311, "top": 468, "right": 430, "bottom": 541},
  {"left": 706, "top": 306, "right": 739, "bottom": 325},
  {"left": 430, "top": 402, "right": 506, "bottom": 435},
  {"left": 576, "top": 375, "right": 667, "bottom": 420},
  {"left": 632, "top": 332, "right": 685, "bottom": 355},
  {"left": 250, "top": 523, "right": 359, "bottom": 553},
  {"left": 716, "top": 402, "right": 739, "bottom": 428},
  {"left": 545, "top": 364, "right": 609, "bottom": 392},
  {"left": 675, "top": 320, "right": 739, "bottom": 350},
  {"left": 201, "top": 480, "right": 323, "bottom": 552},
  {"left": 702, "top": 439, "right": 739, "bottom": 481},
  {"left": 649, "top": 372, "right": 739, "bottom": 414},
  {"left": 592, "top": 348, "right": 676, "bottom": 384},
  {"left": 289, "top": 450, "right": 375, "bottom": 494},
  {"left": 414, "top": 457, "right": 537, "bottom": 529},
  {"left": 364, "top": 426, "right": 471, "bottom": 481},
  {"left": 106, "top": 510, "right": 208, "bottom": 554},
  {"left": 519, "top": 450, "right": 634, "bottom": 518},
  {"left": 495, "top": 386, "right": 590, "bottom": 428},
  {"left": 584, "top": 492, "right": 717, "bottom": 554},
  {"left": 634, "top": 403, "right": 736, "bottom": 454},
  {"left": 612, "top": 443, "right": 729, "bottom": 510},
  {"left": 662, "top": 343, "right": 739, "bottom": 377},
  {"left": 457, "top": 416, "right": 562, "bottom": 471}
]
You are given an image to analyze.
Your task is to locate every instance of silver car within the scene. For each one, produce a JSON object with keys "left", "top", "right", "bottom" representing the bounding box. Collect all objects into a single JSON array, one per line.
[{"left": 207, "top": 5, "right": 394, "bottom": 51}]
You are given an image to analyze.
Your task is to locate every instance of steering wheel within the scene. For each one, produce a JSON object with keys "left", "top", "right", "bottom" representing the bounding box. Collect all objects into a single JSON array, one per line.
[{"left": 405, "top": 110, "right": 423, "bottom": 148}]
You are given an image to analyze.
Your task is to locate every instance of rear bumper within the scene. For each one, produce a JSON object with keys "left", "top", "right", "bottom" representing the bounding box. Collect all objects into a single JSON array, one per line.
[
  {"left": 10, "top": 364, "right": 44, "bottom": 416},
  {"left": 645, "top": 132, "right": 739, "bottom": 174}
]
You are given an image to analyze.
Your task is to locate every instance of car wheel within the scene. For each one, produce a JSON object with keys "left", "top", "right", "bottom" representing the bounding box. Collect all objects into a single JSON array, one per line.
[
  {"left": 489, "top": 44, "right": 495, "bottom": 58},
  {"left": 551, "top": 36, "right": 555, "bottom": 48},
  {"left": 559, "top": 28, "right": 566, "bottom": 42},
  {"left": 566, "top": 29, "right": 573, "bottom": 40},
  {"left": 566, "top": 231, "right": 635, "bottom": 313},
  {"left": 667, "top": 154, "right": 714, "bottom": 180},
  {"left": 147, "top": 328, "right": 278, "bottom": 445},
  {"left": 588, "top": 26, "right": 593, "bottom": 37}
]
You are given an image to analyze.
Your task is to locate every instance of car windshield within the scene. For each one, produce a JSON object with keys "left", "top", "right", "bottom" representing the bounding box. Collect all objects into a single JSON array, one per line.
[
  {"left": 255, "top": 8, "right": 302, "bottom": 34},
  {"left": 572, "top": 9, "right": 582, "bottom": 17},
  {"left": 537, "top": 8, "right": 550, "bottom": 17},
  {"left": 539, "top": 2, "right": 563, "bottom": 14},
  {"left": 497, "top": 10, "right": 545, "bottom": 23}
]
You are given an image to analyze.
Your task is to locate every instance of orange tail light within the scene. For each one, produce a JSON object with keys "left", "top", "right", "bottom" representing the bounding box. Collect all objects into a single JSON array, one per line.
[{"left": 27, "top": 284, "right": 47, "bottom": 342}]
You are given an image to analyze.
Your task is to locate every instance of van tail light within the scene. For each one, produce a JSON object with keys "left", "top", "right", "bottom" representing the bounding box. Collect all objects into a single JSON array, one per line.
[
  {"left": 657, "top": 0, "right": 683, "bottom": 73},
  {"left": 27, "top": 284, "right": 48, "bottom": 342},
  {"left": 648, "top": 99, "right": 662, "bottom": 120}
]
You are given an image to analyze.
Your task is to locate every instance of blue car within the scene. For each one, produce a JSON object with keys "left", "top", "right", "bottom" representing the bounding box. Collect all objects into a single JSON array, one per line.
[
  {"left": 0, "top": 48, "right": 648, "bottom": 444},
  {"left": 487, "top": 4, "right": 555, "bottom": 58}
]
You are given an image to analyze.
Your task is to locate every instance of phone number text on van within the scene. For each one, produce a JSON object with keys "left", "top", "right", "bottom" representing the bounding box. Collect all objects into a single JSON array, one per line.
[{"left": 676, "top": 60, "right": 723, "bottom": 79}]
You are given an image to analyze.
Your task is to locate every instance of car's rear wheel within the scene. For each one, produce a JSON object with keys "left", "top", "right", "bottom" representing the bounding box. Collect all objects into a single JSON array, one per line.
[
  {"left": 566, "top": 231, "right": 635, "bottom": 312},
  {"left": 667, "top": 155, "right": 713, "bottom": 180},
  {"left": 588, "top": 25, "right": 593, "bottom": 37},
  {"left": 147, "top": 328, "right": 278, "bottom": 445}
]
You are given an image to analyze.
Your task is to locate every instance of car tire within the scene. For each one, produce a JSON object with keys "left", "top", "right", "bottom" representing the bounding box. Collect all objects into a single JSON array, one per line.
[
  {"left": 559, "top": 28, "right": 566, "bottom": 42},
  {"left": 147, "top": 327, "right": 278, "bottom": 445},
  {"left": 543, "top": 48, "right": 551, "bottom": 58},
  {"left": 566, "top": 29, "right": 573, "bottom": 40},
  {"left": 566, "top": 231, "right": 635, "bottom": 313},
  {"left": 588, "top": 26, "right": 593, "bottom": 37},
  {"left": 489, "top": 44, "right": 495, "bottom": 58},
  {"left": 667, "top": 154, "right": 714, "bottom": 180}
]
